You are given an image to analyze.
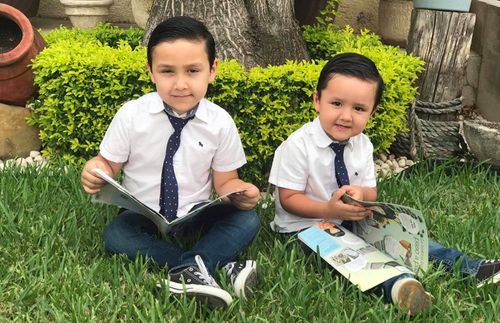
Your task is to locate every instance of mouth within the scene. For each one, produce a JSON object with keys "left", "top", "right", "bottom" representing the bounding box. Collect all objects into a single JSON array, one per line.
[
  {"left": 334, "top": 124, "right": 351, "bottom": 129},
  {"left": 172, "top": 94, "right": 191, "bottom": 99}
]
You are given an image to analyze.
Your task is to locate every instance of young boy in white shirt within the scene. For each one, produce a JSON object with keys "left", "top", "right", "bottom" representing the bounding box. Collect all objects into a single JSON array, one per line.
[
  {"left": 269, "top": 53, "right": 500, "bottom": 315},
  {"left": 81, "top": 16, "right": 261, "bottom": 309}
]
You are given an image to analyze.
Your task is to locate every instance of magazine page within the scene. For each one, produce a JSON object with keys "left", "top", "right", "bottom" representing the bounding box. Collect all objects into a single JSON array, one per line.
[
  {"left": 341, "top": 194, "right": 429, "bottom": 273},
  {"left": 91, "top": 168, "right": 243, "bottom": 234},
  {"left": 298, "top": 221, "right": 414, "bottom": 291}
]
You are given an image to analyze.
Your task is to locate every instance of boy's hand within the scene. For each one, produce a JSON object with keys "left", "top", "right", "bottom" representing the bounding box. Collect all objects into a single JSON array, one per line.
[
  {"left": 81, "top": 156, "right": 116, "bottom": 194},
  {"left": 326, "top": 186, "right": 372, "bottom": 221},
  {"left": 228, "top": 183, "right": 261, "bottom": 210}
]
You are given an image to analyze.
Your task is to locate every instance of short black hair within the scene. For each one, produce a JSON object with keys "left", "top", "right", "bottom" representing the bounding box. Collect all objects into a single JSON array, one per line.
[
  {"left": 316, "top": 53, "right": 385, "bottom": 109},
  {"left": 147, "top": 16, "right": 216, "bottom": 67}
]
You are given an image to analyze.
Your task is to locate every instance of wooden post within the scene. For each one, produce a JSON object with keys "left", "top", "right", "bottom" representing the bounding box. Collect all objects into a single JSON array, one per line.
[{"left": 407, "top": 9, "right": 476, "bottom": 103}]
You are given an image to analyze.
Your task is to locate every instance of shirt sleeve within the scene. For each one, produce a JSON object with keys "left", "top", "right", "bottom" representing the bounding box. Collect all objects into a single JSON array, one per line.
[
  {"left": 211, "top": 117, "right": 246, "bottom": 172},
  {"left": 269, "top": 136, "right": 309, "bottom": 192},
  {"left": 99, "top": 103, "right": 132, "bottom": 163}
]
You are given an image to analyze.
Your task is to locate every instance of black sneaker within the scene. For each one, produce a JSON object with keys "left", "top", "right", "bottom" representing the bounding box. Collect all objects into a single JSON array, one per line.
[
  {"left": 223, "top": 260, "right": 258, "bottom": 299},
  {"left": 476, "top": 259, "right": 500, "bottom": 287},
  {"left": 162, "top": 255, "right": 233, "bottom": 309}
]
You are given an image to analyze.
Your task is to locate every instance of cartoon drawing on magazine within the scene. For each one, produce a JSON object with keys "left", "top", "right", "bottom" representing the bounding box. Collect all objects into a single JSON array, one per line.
[
  {"left": 373, "top": 236, "right": 413, "bottom": 267},
  {"left": 318, "top": 221, "right": 346, "bottom": 238},
  {"left": 397, "top": 212, "right": 426, "bottom": 238}
]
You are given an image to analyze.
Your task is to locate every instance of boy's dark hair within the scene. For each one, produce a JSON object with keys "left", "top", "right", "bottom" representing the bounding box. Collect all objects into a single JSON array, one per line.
[
  {"left": 147, "top": 16, "right": 216, "bottom": 67},
  {"left": 316, "top": 52, "right": 385, "bottom": 109}
]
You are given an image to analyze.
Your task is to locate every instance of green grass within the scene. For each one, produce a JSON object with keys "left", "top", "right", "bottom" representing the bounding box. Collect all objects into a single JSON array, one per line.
[{"left": 1, "top": 160, "right": 499, "bottom": 322}]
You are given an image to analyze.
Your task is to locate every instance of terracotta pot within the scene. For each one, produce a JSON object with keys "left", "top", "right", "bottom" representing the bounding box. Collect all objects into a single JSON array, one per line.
[
  {"left": 0, "top": 0, "right": 40, "bottom": 17},
  {"left": 0, "top": 3, "right": 46, "bottom": 106}
]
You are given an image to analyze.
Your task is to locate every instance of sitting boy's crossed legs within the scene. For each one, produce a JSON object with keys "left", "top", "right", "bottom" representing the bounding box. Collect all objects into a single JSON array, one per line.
[{"left": 103, "top": 204, "right": 260, "bottom": 308}]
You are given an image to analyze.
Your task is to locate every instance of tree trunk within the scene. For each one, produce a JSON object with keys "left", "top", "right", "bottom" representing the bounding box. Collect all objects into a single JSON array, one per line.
[
  {"left": 143, "top": 0, "right": 309, "bottom": 69},
  {"left": 407, "top": 9, "right": 476, "bottom": 103}
]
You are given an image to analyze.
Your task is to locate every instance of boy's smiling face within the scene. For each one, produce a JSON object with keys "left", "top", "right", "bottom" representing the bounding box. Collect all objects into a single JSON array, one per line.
[
  {"left": 314, "top": 74, "right": 377, "bottom": 142},
  {"left": 148, "top": 39, "right": 217, "bottom": 115}
]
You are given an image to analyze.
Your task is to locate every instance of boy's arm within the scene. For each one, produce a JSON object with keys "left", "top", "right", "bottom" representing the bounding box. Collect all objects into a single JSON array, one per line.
[
  {"left": 278, "top": 185, "right": 375, "bottom": 221},
  {"left": 212, "top": 169, "right": 260, "bottom": 210},
  {"left": 81, "top": 154, "right": 123, "bottom": 194}
]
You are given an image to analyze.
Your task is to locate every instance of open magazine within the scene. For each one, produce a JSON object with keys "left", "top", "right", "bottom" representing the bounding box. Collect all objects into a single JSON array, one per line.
[
  {"left": 298, "top": 194, "right": 428, "bottom": 291},
  {"left": 92, "top": 168, "right": 244, "bottom": 235}
]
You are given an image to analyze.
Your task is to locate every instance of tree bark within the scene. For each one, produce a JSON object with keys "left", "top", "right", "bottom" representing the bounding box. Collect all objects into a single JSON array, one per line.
[
  {"left": 143, "top": 0, "right": 309, "bottom": 68},
  {"left": 407, "top": 9, "right": 476, "bottom": 103}
]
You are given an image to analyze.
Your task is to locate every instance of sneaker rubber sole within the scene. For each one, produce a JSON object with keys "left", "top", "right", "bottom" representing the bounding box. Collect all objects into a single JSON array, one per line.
[
  {"left": 232, "top": 260, "right": 258, "bottom": 299},
  {"left": 162, "top": 279, "right": 233, "bottom": 309},
  {"left": 397, "top": 280, "right": 434, "bottom": 316},
  {"left": 477, "top": 271, "right": 500, "bottom": 288}
]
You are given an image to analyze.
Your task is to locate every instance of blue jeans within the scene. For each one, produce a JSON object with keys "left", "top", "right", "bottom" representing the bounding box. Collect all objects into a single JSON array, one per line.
[
  {"left": 102, "top": 204, "right": 260, "bottom": 274},
  {"left": 378, "top": 240, "right": 484, "bottom": 302}
]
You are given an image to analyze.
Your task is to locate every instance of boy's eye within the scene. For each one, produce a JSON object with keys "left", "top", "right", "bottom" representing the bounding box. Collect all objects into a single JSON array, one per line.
[
  {"left": 161, "top": 70, "right": 173, "bottom": 74},
  {"left": 354, "top": 106, "right": 365, "bottom": 112},
  {"left": 188, "top": 69, "right": 200, "bottom": 74},
  {"left": 330, "top": 101, "right": 342, "bottom": 107}
]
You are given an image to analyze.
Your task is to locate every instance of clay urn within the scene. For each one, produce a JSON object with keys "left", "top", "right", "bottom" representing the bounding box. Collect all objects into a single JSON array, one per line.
[
  {"left": 0, "top": 3, "right": 46, "bottom": 106},
  {"left": 0, "top": 0, "right": 41, "bottom": 17}
]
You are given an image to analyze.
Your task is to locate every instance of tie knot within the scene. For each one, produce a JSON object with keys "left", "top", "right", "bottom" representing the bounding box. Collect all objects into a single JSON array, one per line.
[
  {"left": 330, "top": 142, "right": 346, "bottom": 155},
  {"left": 167, "top": 113, "right": 193, "bottom": 132}
]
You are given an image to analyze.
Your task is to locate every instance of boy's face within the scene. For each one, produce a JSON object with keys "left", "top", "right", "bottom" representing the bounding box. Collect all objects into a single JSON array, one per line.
[
  {"left": 314, "top": 74, "right": 376, "bottom": 142},
  {"left": 148, "top": 39, "right": 217, "bottom": 115}
]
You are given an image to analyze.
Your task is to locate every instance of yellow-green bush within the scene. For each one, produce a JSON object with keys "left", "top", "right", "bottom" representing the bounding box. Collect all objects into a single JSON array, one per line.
[{"left": 30, "top": 24, "right": 423, "bottom": 188}]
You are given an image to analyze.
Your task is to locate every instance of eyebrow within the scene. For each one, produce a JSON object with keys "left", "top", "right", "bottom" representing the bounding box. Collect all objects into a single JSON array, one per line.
[{"left": 156, "top": 63, "right": 203, "bottom": 69}]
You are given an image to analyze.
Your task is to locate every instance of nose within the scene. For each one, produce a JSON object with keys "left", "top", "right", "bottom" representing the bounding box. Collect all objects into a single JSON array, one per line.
[
  {"left": 339, "top": 106, "right": 353, "bottom": 121},
  {"left": 174, "top": 75, "right": 188, "bottom": 90}
]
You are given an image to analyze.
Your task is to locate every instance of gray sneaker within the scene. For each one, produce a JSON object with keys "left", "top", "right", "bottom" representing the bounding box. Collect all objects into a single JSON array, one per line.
[
  {"left": 223, "top": 260, "right": 258, "bottom": 300},
  {"left": 162, "top": 255, "right": 233, "bottom": 309}
]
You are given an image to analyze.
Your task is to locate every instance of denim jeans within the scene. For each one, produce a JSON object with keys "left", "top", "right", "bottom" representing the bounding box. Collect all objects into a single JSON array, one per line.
[
  {"left": 102, "top": 203, "right": 260, "bottom": 274},
  {"left": 378, "top": 239, "right": 484, "bottom": 302}
]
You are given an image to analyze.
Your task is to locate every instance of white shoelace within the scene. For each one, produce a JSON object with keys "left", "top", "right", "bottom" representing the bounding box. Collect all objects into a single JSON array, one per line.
[{"left": 194, "top": 255, "right": 219, "bottom": 287}]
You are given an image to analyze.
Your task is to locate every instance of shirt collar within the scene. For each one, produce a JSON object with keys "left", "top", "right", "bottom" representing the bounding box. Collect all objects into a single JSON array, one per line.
[
  {"left": 148, "top": 92, "right": 210, "bottom": 123},
  {"left": 311, "top": 117, "right": 354, "bottom": 151}
]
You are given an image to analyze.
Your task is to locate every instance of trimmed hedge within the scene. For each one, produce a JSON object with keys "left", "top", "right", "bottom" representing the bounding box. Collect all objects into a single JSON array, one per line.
[{"left": 30, "top": 24, "right": 424, "bottom": 188}]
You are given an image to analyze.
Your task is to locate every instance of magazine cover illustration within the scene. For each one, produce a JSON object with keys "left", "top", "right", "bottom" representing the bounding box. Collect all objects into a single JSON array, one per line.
[{"left": 298, "top": 194, "right": 428, "bottom": 291}]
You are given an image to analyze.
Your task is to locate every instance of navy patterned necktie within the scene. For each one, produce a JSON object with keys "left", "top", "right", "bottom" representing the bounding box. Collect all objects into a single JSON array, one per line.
[
  {"left": 329, "top": 142, "right": 350, "bottom": 188},
  {"left": 159, "top": 113, "right": 194, "bottom": 221},
  {"left": 330, "top": 142, "right": 352, "bottom": 230}
]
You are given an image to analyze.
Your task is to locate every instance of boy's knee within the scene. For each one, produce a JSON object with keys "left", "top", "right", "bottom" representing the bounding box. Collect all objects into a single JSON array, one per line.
[
  {"left": 102, "top": 219, "right": 128, "bottom": 254},
  {"left": 240, "top": 209, "right": 261, "bottom": 235}
]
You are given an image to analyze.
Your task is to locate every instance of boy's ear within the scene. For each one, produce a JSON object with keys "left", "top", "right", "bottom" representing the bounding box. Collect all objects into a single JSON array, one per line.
[
  {"left": 313, "top": 90, "right": 320, "bottom": 113},
  {"left": 370, "top": 105, "right": 378, "bottom": 116},
  {"left": 209, "top": 58, "right": 219, "bottom": 83},
  {"left": 147, "top": 63, "right": 155, "bottom": 84}
]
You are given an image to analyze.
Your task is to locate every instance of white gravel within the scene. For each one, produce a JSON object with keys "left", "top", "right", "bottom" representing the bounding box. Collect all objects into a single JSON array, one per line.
[{"left": 1, "top": 151, "right": 415, "bottom": 178}]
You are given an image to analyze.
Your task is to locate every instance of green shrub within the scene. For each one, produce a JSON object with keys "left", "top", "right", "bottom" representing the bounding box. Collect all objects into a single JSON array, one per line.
[
  {"left": 210, "top": 61, "right": 320, "bottom": 185},
  {"left": 29, "top": 41, "right": 153, "bottom": 165},
  {"left": 303, "top": 3, "right": 425, "bottom": 152},
  {"left": 31, "top": 23, "right": 424, "bottom": 188},
  {"left": 42, "top": 23, "right": 144, "bottom": 49}
]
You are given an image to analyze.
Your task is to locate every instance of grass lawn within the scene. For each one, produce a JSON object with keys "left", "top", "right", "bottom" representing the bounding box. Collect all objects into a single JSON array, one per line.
[{"left": 1, "top": 160, "right": 499, "bottom": 322}]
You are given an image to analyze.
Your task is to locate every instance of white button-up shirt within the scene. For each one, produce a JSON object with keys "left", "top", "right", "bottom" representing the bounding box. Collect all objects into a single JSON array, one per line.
[
  {"left": 269, "top": 117, "right": 376, "bottom": 233},
  {"left": 100, "top": 92, "right": 246, "bottom": 216}
]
